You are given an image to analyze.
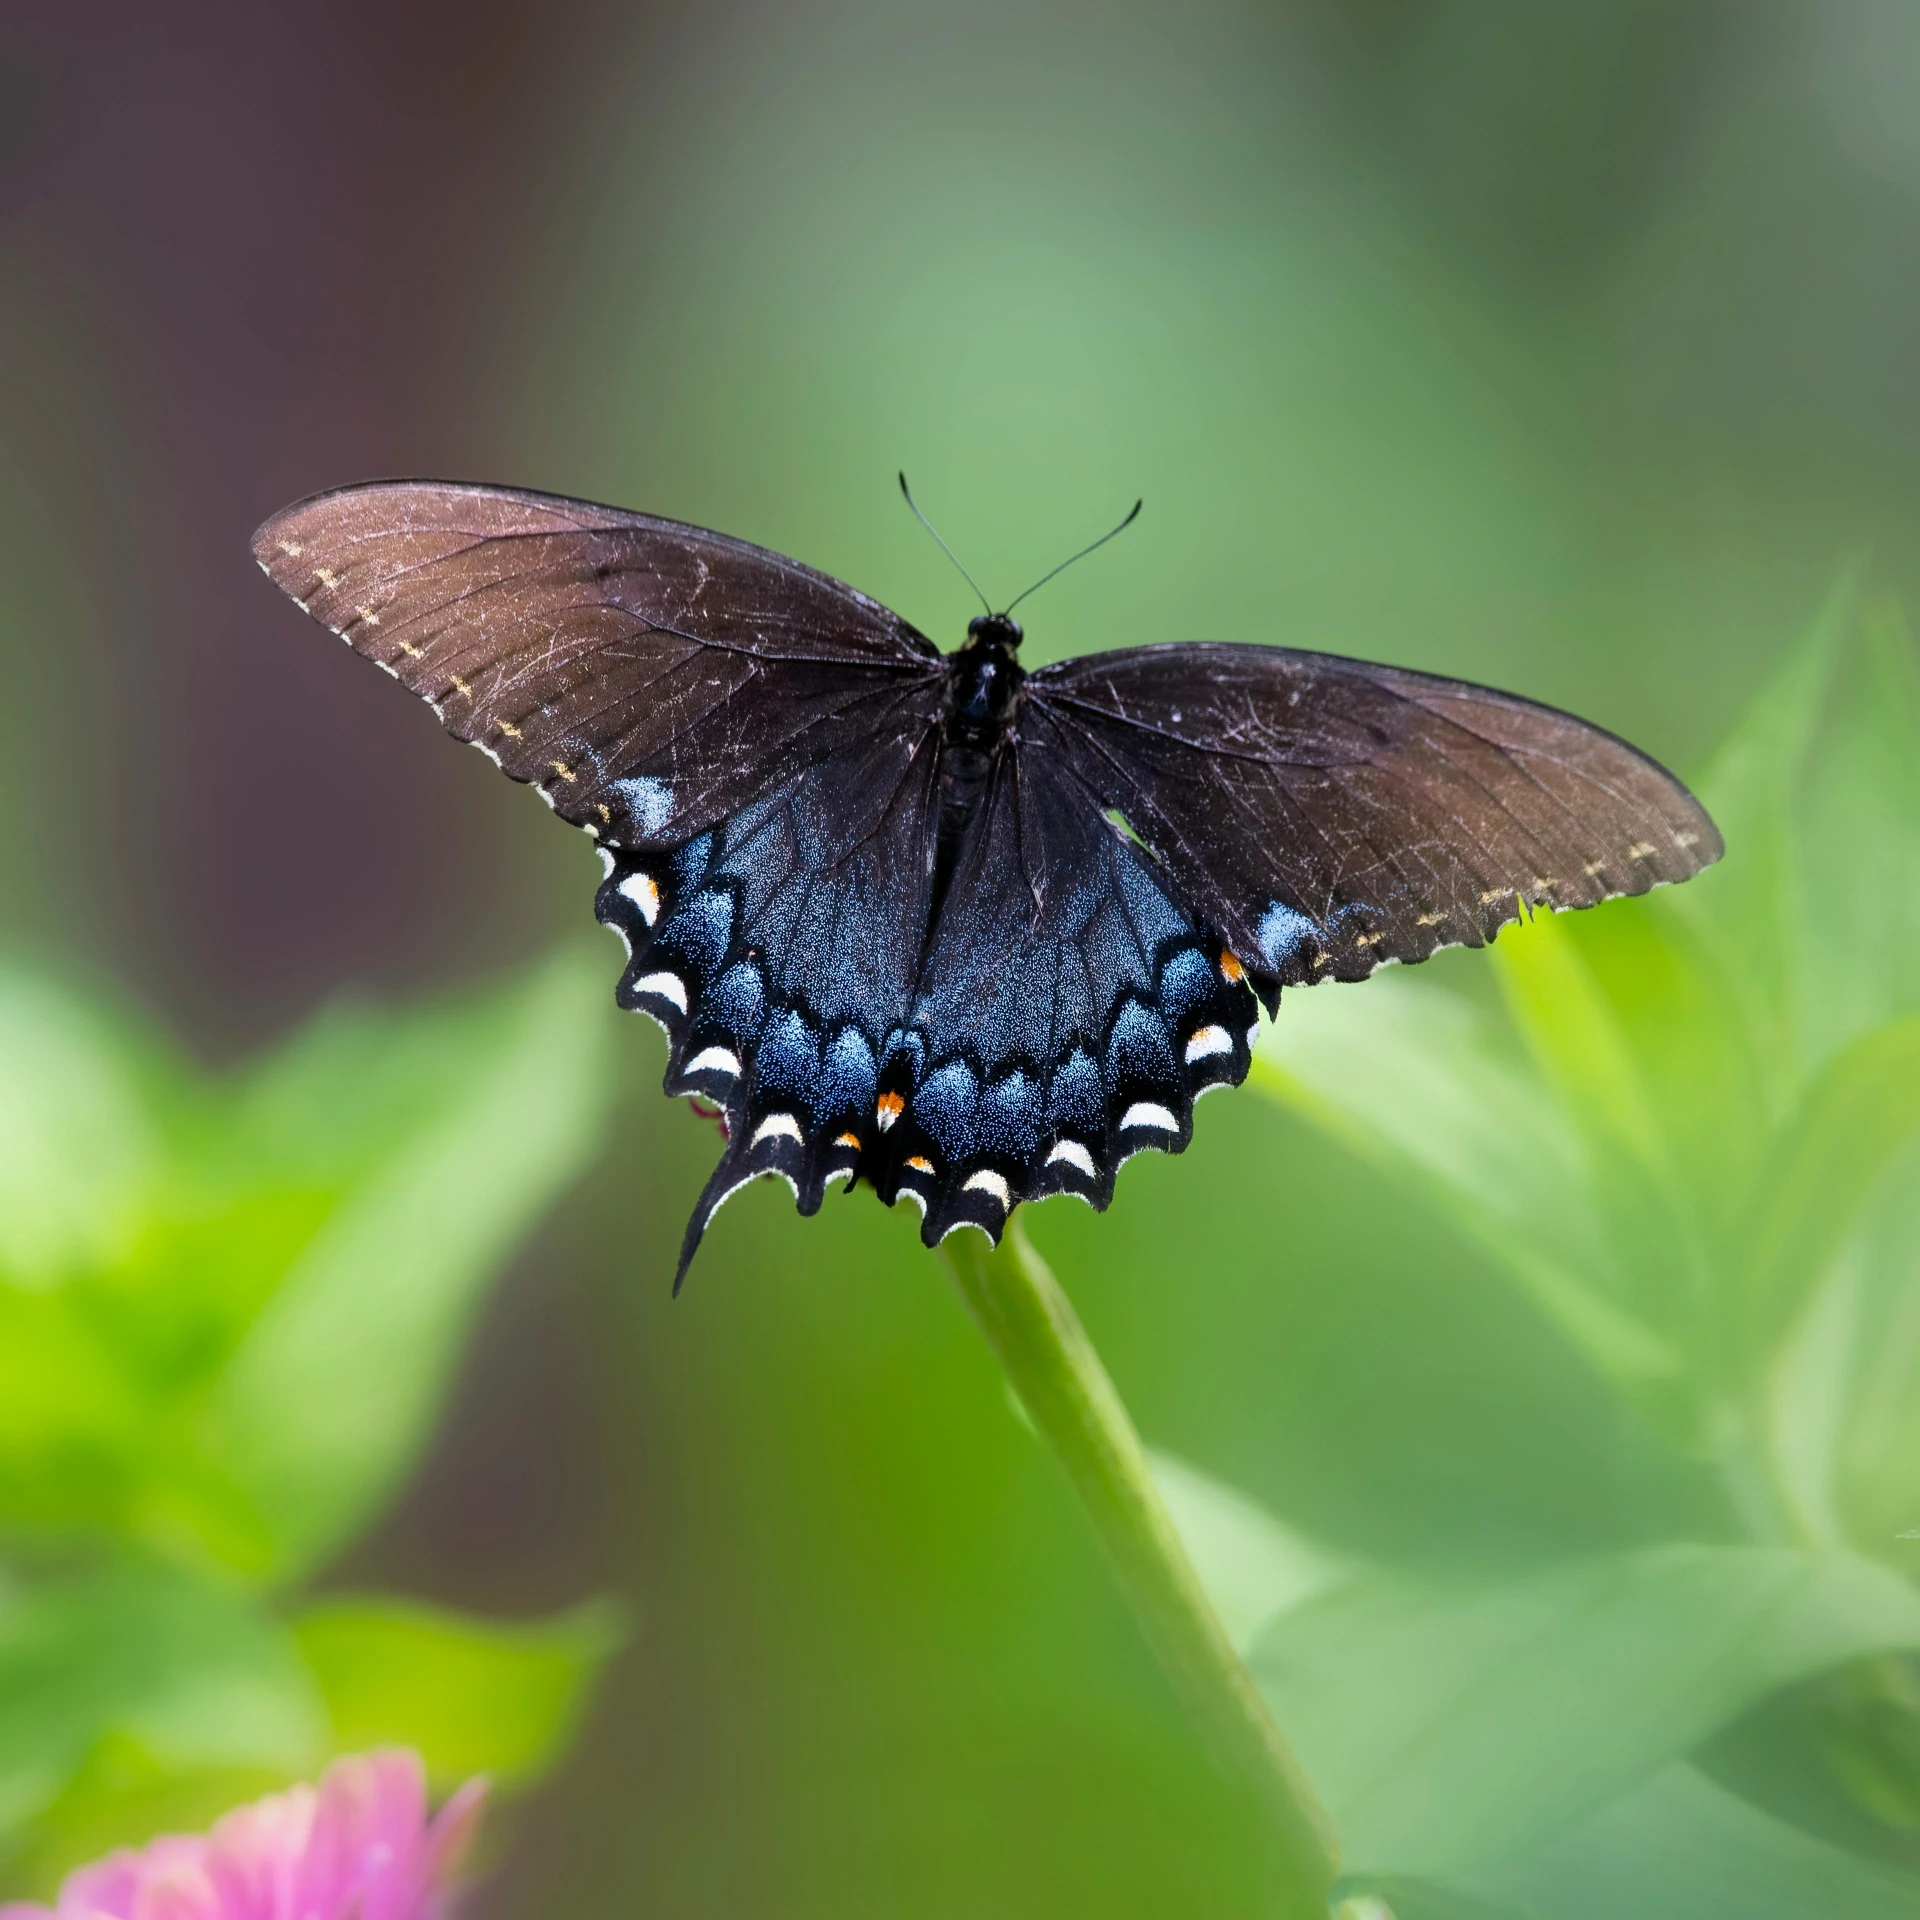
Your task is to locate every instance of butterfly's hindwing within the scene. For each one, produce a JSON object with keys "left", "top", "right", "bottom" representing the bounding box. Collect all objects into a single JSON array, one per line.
[
  {"left": 604, "top": 729, "right": 1259, "bottom": 1267},
  {"left": 867, "top": 747, "right": 1260, "bottom": 1245},
  {"left": 593, "top": 722, "right": 944, "bottom": 1283}
]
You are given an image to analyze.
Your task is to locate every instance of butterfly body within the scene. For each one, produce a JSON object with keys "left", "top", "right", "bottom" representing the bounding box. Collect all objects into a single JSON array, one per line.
[
  {"left": 932, "top": 617, "right": 1026, "bottom": 920},
  {"left": 254, "top": 481, "right": 1720, "bottom": 1284}
]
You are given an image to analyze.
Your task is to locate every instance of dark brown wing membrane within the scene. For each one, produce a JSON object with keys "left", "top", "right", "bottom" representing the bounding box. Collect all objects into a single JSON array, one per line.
[
  {"left": 1024, "top": 642, "right": 1721, "bottom": 1000},
  {"left": 253, "top": 481, "right": 947, "bottom": 847}
]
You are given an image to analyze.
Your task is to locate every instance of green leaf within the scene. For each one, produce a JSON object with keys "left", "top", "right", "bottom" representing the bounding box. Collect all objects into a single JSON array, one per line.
[
  {"left": 1766, "top": 1240, "right": 1871, "bottom": 1550},
  {"left": 205, "top": 948, "right": 614, "bottom": 1583},
  {"left": 1149, "top": 1451, "right": 1358, "bottom": 1655},
  {"left": 1336, "top": 1882, "right": 1531, "bottom": 1920},
  {"left": 1465, "top": 1763, "right": 1920, "bottom": 1920},
  {"left": 1794, "top": 600, "right": 1920, "bottom": 1059},
  {"left": 1248, "top": 1544, "right": 1920, "bottom": 1876},
  {"left": 1812, "top": 1143, "right": 1920, "bottom": 1552},
  {"left": 0, "top": 1287, "right": 148, "bottom": 1534},
  {"left": 1740, "top": 1014, "right": 1920, "bottom": 1367},
  {"left": 1671, "top": 572, "right": 1856, "bottom": 1096},
  {"left": 293, "top": 1594, "right": 623, "bottom": 1788},
  {"left": 1488, "top": 911, "right": 1720, "bottom": 1351},
  {"left": 0, "top": 968, "right": 166, "bottom": 1291},
  {"left": 0, "top": 1560, "right": 322, "bottom": 1834},
  {"left": 1546, "top": 898, "right": 1774, "bottom": 1251},
  {"left": 1250, "top": 975, "right": 1680, "bottom": 1395},
  {"left": 1490, "top": 910, "right": 1665, "bottom": 1174}
]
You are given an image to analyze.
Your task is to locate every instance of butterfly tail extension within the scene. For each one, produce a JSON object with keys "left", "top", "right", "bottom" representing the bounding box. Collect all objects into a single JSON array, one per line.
[{"left": 674, "top": 1146, "right": 759, "bottom": 1294}]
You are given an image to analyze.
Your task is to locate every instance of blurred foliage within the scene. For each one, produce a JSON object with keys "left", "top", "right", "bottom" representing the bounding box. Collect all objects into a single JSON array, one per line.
[
  {"left": 0, "top": 948, "right": 620, "bottom": 1894},
  {"left": 294, "top": 1595, "right": 623, "bottom": 1786},
  {"left": 1135, "top": 590, "right": 1920, "bottom": 1913},
  {"left": 5, "top": 5, "right": 1920, "bottom": 1911}
]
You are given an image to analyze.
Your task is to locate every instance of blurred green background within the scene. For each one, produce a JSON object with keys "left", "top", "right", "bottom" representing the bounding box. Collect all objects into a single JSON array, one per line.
[{"left": 3, "top": 2, "right": 1919, "bottom": 1914}]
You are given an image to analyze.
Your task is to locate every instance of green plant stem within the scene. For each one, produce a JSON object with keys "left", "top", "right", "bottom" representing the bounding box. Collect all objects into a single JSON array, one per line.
[{"left": 942, "top": 1219, "right": 1341, "bottom": 1918}]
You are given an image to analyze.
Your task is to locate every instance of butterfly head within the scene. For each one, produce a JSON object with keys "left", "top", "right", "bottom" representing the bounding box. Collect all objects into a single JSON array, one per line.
[{"left": 966, "top": 612, "right": 1024, "bottom": 651}]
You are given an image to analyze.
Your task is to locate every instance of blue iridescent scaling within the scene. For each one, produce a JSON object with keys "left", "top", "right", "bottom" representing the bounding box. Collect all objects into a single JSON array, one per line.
[{"left": 595, "top": 724, "right": 1261, "bottom": 1277}]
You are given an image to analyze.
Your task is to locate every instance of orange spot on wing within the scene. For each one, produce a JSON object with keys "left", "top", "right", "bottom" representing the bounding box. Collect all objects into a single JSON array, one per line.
[
  {"left": 1219, "top": 949, "right": 1245, "bottom": 982},
  {"left": 904, "top": 1155, "right": 934, "bottom": 1175},
  {"left": 833, "top": 1132, "right": 861, "bottom": 1150}
]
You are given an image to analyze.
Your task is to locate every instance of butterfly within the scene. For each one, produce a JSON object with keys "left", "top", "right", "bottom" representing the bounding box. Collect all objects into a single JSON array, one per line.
[{"left": 254, "top": 480, "right": 1721, "bottom": 1285}]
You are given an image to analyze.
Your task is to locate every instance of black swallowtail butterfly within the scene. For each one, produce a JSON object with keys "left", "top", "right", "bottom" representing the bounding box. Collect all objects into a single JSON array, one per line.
[{"left": 255, "top": 482, "right": 1720, "bottom": 1285}]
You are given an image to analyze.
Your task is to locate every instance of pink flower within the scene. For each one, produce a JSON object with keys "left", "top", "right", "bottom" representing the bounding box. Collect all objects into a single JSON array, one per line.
[{"left": 1, "top": 1751, "right": 487, "bottom": 1920}]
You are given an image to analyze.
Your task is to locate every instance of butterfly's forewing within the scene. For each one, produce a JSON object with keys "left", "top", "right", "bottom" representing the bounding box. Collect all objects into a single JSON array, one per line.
[
  {"left": 1024, "top": 642, "right": 1721, "bottom": 1000},
  {"left": 867, "top": 745, "right": 1260, "bottom": 1244},
  {"left": 253, "top": 482, "right": 945, "bottom": 848}
]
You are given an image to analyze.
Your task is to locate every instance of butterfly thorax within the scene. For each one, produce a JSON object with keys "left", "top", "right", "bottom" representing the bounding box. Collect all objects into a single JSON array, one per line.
[{"left": 944, "top": 614, "right": 1026, "bottom": 752}]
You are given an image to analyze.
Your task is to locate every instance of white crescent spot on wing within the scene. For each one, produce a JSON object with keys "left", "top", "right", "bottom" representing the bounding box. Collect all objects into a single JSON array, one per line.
[
  {"left": 1046, "top": 1138, "right": 1097, "bottom": 1178},
  {"left": 632, "top": 970, "right": 687, "bottom": 1013}
]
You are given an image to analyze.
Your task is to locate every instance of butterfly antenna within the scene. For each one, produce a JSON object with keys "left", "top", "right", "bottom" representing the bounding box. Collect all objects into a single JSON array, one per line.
[
  {"left": 898, "top": 472, "right": 992, "bottom": 617},
  {"left": 1003, "top": 499, "right": 1143, "bottom": 616}
]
